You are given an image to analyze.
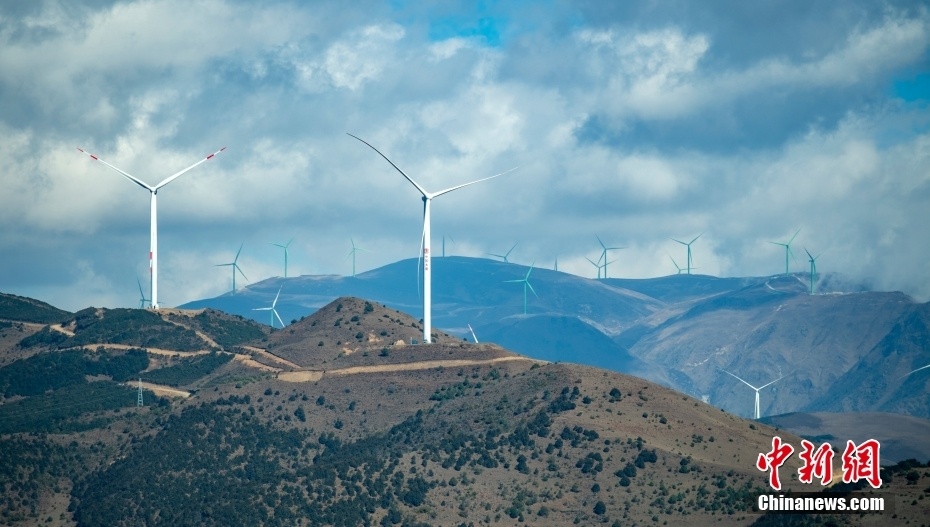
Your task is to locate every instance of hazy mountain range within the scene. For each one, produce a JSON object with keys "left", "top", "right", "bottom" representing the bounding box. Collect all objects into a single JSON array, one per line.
[{"left": 181, "top": 256, "right": 930, "bottom": 421}]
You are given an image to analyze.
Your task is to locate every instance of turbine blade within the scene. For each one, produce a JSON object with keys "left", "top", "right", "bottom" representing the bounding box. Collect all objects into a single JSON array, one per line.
[
  {"left": 272, "top": 286, "right": 282, "bottom": 307},
  {"left": 505, "top": 243, "right": 518, "bottom": 258},
  {"left": 804, "top": 247, "right": 813, "bottom": 260},
  {"left": 900, "top": 363, "right": 930, "bottom": 379},
  {"left": 347, "top": 133, "right": 429, "bottom": 196},
  {"left": 154, "top": 146, "right": 226, "bottom": 189},
  {"left": 235, "top": 264, "right": 248, "bottom": 282},
  {"left": 596, "top": 235, "right": 606, "bottom": 250},
  {"left": 432, "top": 166, "right": 522, "bottom": 198},
  {"left": 720, "top": 369, "right": 758, "bottom": 390},
  {"left": 234, "top": 243, "right": 243, "bottom": 262},
  {"left": 527, "top": 281, "right": 538, "bottom": 298},
  {"left": 758, "top": 374, "right": 787, "bottom": 390},
  {"left": 525, "top": 263, "right": 535, "bottom": 279},
  {"left": 273, "top": 309, "right": 285, "bottom": 328},
  {"left": 788, "top": 228, "right": 801, "bottom": 245},
  {"left": 77, "top": 148, "right": 154, "bottom": 191},
  {"left": 690, "top": 232, "right": 703, "bottom": 244}
]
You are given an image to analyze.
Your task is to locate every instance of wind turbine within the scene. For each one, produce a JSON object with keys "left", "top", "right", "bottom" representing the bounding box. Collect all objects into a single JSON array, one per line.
[
  {"left": 488, "top": 243, "right": 518, "bottom": 263},
  {"left": 77, "top": 146, "right": 226, "bottom": 309},
  {"left": 348, "top": 133, "right": 519, "bottom": 344},
  {"left": 345, "top": 237, "right": 369, "bottom": 277},
  {"left": 671, "top": 233, "right": 702, "bottom": 275},
  {"left": 769, "top": 228, "right": 800, "bottom": 276},
  {"left": 216, "top": 244, "right": 248, "bottom": 295},
  {"left": 586, "top": 255, "right": 604, "bottom": 279},
  {"left": 253, "top": 286, "right": 285, "bottom": 328},
  {"left": 136, "top": 278, "right": 150, "bottom": 309},
  {"left": 467, "top": 324, "right": 479, "bottom": 343},
  {"left": 553, "top": 256, "right": 558, "bottom": 272},
  {"left": 668, "top": 255, "right": 686, "bottom": 275},
  {"left": 271, "top": 238, "right": 293, "bottom": 278},
  {"left": 505, "top": 263, "right": 538, "bottom": 315},
  {"left": 442, "top": 235, "right": 454, "bottom": 257},
  {"left": 595, "top": 235, "right": 624, "bottom": 278},
  {"left": 804, "top": 248, "right": 821, "bottom": 294},
  {"left": 720, "top": 369, "right": 787, "bottom": 419}
]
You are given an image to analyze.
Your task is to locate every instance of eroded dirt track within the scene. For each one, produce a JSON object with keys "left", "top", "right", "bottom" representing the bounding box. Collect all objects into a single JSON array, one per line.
[{"left": 276, "top": 356, "right": 542, "bottom": 383}]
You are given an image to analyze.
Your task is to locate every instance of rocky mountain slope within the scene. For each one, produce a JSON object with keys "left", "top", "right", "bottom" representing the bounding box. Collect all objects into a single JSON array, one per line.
[{"left": 4, "top": 293, "right": 922, "bottom": 526}]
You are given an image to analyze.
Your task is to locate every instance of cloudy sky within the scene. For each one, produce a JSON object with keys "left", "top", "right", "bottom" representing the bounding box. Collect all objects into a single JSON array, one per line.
[{"left": 1, "top": 0, "right": 928, "bottom": 312}]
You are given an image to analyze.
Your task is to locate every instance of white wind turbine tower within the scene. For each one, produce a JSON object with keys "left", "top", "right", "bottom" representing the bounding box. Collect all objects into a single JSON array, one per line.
[
  {"left": 721, "top": 369, "right": 788, "bottom": 419},
  {"left": 77, "top": 146, "right": 226, "bottom": 309},
  {"left": 348, "top": 133, "right": 519, "bottom": 344},
  {"left": 253, "top": 286, "right": 285, "bottom": 328},
  {"left": 271, "top": 238, "right": 294, "bottom": 278}
]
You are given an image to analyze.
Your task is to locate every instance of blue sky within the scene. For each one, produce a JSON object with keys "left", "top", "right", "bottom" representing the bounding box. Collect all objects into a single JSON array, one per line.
[{"left": 0, "top": 0, "right": 928, "bottom": 311}]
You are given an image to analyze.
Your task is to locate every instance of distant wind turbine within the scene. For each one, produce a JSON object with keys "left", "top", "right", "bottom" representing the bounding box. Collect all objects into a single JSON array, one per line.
[
  {"left": 137, "top": 278, "right": 150, "bottom": 309},
  {"left": 442, "top": 235, "right": 454, "bottom": 257},
  {"left": 346, "top": 237, "right": 369, "bottom": 278},
  {"left": 216, "top": 244, "right": 248, "bottom": 295},
  {"left": 586, "top": 255, "right": 604, "bottom": 279},
  {"left": 348, "top": 133, "right": 519, "bottom": 344},
  {"left": 253, "top": 286, "right": 285, "bottom": 328},
  {"left": 553, "top": 256, "right": 558, "bottom": 272},
  {"left": 671, "top": 233, "right": 702, "bottom": 275},
  {"left": 467, "top": 324, "right": 479, "bottom": 343},
  {"left": 668, "top": 255, "right": 685, "bottom": 275},
  {"left": 488, "top": 243, "right": 518, "bottom": 263},
  {"left": 721, "top": 369, "right": 788, "bottom": 420},
  {"left": 595, "top": 235, "right": 624, "bottom": 278},
  {"left": 804, "top": 248, "right": 822, "bottom": 294},
  {"left": 271, "top": 238, "right": 294, "bottom": 278},
  {"left": 804, "top": 247, "right": 823, "bottom": 294},
  {"left": 505, "top": 263, "right": 538, "bottom": 315},
  {"left": 77, "top": 146, "right": 226, "bottom": 309},
  {"left": 769, "top": 228, "right": 800, "bottom": 276}
]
